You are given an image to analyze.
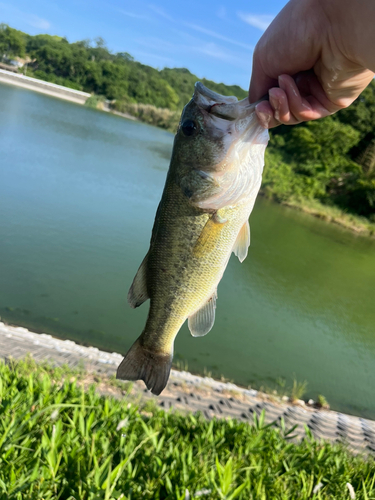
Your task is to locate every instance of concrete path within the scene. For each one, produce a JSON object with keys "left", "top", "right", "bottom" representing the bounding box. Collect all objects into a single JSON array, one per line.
[
  {"left": 1, "top": 321, "right": 374, "bottom": 456},
  {"left": 0, "top": 69, "right": 90, "bottom": 104}
]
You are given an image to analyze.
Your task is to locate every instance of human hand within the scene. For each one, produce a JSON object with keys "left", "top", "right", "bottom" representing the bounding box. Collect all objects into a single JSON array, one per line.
[{"left": 249, "top": 0, "right": 375, "bottom": 128}]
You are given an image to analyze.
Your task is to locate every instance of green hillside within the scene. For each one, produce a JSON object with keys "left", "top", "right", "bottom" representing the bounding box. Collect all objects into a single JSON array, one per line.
[{"left": 0, "top": 24, "right": 245, "bottom": 108}]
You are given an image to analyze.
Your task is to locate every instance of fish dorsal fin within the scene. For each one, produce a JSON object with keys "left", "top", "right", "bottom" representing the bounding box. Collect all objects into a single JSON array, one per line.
[
  {"left": 127, "top": 255, "right": 149, "bottom": 308},
  {"left": 188, "top": 290, "right": 217, "bottom": 337},
  {"left": 233, "top": 220, "right": 250, "bottom": 263}
]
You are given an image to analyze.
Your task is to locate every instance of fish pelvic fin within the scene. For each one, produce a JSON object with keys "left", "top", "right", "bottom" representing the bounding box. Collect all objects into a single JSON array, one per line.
[
  {"left": 128, "top": 255, "right": 149, "bottom": 308},
  {"left": 116, "top": 338, "right": 172, "bottom": 395},
  {"left": 233, "top": 220, "right": 250, "bottom": 263},
  {"left": 188, "top": 290, "right": 217, "bottom": 337}
]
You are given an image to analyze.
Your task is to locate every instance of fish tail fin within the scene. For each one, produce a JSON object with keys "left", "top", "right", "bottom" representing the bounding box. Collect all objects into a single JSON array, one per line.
[{"left": 116, "top": 338, "right": 172, "bottom": 395}]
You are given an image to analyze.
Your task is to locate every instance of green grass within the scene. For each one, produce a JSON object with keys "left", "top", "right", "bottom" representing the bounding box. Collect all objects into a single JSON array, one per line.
[
  {"left": 317, "top": 394, "right": 330, "bottom": 410},
  {"left": 85, "top": 95, "right": 106, "bottom": 110},
  {"left": 282, "top": 197, "right": 375, "bottom": 237},
  {"left": 1, "top": 358, "right": 374, "bottom": 499},
  {"left": 290, "top": 379, "right": 308, "bottom": 403}
]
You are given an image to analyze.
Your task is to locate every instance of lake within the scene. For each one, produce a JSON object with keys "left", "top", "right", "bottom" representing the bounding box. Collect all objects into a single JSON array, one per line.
[{"left": 1, "top": 83, "right": 375, "bottom": 418}]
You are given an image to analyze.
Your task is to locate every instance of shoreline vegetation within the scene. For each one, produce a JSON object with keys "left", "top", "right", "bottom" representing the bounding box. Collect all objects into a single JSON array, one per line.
[
  {"left": 1, "top": 23, "right": 375, "bottom": 238},
  {"left": 99, "top": 101, "right": 375, "bottom": 238},
  {"left": 2, "top": 357, "right": 375, "bottom": 498}
]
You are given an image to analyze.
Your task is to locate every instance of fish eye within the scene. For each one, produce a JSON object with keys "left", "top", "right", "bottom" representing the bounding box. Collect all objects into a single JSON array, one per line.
[{"left": 181, "top": 119, "right": 198, "bottom": 137}]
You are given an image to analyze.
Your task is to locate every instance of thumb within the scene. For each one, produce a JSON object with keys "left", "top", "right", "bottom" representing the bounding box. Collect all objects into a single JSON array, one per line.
[{"left": 249, "top": 54, "right": 277, "bottom": 103}]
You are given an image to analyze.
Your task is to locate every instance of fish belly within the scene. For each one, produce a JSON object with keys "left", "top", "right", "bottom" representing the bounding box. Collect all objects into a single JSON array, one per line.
[
  {"left": 145, "top": 180, "right": 251, "bottom": 348},
  {"left": 117, "top": 178, "right": 251, "bottom": 395}
]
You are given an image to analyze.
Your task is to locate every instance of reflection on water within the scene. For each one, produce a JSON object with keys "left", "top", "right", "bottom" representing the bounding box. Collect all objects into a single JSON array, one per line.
[{"left": 1, "top": 83, "right": 375, "bottom": 418}]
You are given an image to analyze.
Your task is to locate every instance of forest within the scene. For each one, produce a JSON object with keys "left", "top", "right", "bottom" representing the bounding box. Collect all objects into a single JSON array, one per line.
[{"left": 1, "top": 23, "right": 374, "bottom": 224}]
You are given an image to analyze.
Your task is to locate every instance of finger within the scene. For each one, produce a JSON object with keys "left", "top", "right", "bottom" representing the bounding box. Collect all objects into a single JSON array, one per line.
[
  {"left": 268, "top": 87, "right": 301, "bottom": 125},
  {"left": 278, "top": 75, "right": 324, "bottom": 121},
  {"left": 256, "top": 74, "right": 337, "bottom": 128},
  {"left": 255, "top": 101, "right": 280, "bottom": 129},
  {"left": 279, "top": 73, "right": 337, "bottom": 120},
  {"left": 295, "top": 71, "right": 340, "bottom": 115},
  {"left": 255, "top": 88, "right": 301, "bottom": 128}
]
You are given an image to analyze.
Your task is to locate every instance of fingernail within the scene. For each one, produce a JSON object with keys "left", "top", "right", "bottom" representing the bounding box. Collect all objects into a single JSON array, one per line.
[
  {"left": 256, "top": 106, "right": 271, "bottom": 128},
  {"left": 278, "top": 75, "right": 285, "bottom": 89},
  {"left": 301, "top": 101, "right": 312, "bottom": 112},
  {"left": 268, "top": 91, "right": 280, "bottom": 121},
  {"left": 269, "top": 90, "right": 279, "bottom": 110}
]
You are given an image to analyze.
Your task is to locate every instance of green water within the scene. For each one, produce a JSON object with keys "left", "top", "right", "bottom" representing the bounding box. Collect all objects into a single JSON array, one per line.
[{"left": 1, "top": 83, "right": 375, "bottom": 418}]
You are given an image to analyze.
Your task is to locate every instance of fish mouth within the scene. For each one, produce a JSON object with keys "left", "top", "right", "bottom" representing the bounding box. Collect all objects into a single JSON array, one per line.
[
  {"left": 193, "top": 82, "right": 238, "bottom": 108},
  {"left": 193, "top": 82, "right": 267, "bottom": 122}
]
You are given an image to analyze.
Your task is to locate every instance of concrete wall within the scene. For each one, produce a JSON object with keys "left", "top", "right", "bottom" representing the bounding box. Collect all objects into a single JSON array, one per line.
[{"left": 0, "top": 69, "right": 91, "bottom": 105}]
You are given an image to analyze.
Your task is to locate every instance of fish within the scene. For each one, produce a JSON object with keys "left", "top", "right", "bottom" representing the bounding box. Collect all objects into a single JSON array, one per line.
[{"left": 116, "top": 82, "right": 269, "bottom": 395}]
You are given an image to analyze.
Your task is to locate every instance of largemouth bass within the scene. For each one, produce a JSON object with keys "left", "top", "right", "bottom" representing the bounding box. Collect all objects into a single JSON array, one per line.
[{"left": 117, "top": 82, "right": 269, "bottom": 395}]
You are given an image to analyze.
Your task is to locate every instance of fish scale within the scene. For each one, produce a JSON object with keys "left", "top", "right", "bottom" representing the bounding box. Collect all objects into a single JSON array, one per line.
[{"left": 117, "top": 82, "right": 268, "bottom": 395}]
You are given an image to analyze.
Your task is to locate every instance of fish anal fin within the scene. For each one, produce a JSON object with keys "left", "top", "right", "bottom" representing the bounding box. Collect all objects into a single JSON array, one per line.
[
  {"left": 233, "top": 220, "right": 250, "bottom": 263},
  {"left": 127, "top": 255, "right": 149, "bottom": 308},
  {"left": 116, "top": 338, "right": 172, "bottom": 395},
  {"left": 188, "top": 290, "right": 217, "bottom": 337}
]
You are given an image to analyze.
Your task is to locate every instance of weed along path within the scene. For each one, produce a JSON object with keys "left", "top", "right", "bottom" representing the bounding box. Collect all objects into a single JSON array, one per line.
[{"left": 1, "top": 321, "right": 374, "bottom": 456}]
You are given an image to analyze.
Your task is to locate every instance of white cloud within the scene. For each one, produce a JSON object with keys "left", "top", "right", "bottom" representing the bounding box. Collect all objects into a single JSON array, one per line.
[
  {"left": 136, "top": 36, "right": 177, "bottom": 52},
  {"left": 27, "top": 15, "right": 50, "bottom": 30},
  {"left": 217, "top": 6, "right": 226, "bottom": 20},
  {"left": 147, "top": 5, "right": 252, "bottom": 51},
  {"left": 136, "top": 32, "right": 248, "bottom": 71},
  {"left": 195, "top": 42, "right": 234, "bottom": 62},
  {"left": 185, "top": 23, "right": 253, "bottom": 51},
  {"left": 0, "top": 3, "right": 51, "bottom": 30},
  {"left": 130, "top": 49, "right": 174, "bottom": 65},
  {"left": 193, "top": 42, "right": 247, "bottom": 68},
  {"left": 238, "top": 13, "right": 274, "bottom": 31},
  {"left": 148, "top": 5, "right": 175, "bottom": 22},
  {"left": 117, "top": 10, "right": 150, "bottom": 21}
]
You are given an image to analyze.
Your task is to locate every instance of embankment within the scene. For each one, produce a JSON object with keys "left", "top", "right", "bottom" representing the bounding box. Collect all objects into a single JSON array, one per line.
[
  {"left": 0, "top": 69, "right": 90, "bottom": 105},
  {"left": 1, "top": 321, "right": 375, "bottom": 455}
]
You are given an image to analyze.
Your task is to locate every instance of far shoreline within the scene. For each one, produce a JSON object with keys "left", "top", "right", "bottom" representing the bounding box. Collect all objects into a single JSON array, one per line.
[{"left": 1, "top": 70, "right": 374, "bottom": 239}]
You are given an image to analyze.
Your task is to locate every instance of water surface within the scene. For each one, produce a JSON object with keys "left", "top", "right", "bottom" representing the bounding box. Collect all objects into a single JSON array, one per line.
[{"left": 1, "top": 83, "right": 375, "bottom": 417}]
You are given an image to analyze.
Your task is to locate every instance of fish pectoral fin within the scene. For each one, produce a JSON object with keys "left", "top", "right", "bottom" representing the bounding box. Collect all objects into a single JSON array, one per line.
[
  {"left": 232, "top": 220, "right": 250, "bottom": 263},
  {"left": 188, "top": 290, "right": 217, "bottom": 337},
  {"left": 127, "top": 255, "right": 149, "bottom": 308},
  {"left": 193, "top": 211, "right": 227, "bottom": 258}
]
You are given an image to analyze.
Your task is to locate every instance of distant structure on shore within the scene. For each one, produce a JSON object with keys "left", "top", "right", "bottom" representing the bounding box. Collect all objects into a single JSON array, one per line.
[
  {"left": 0, "top": 68, "right": 90, "bottom": 105},
  {"left": 0, "top": 61, "right": 18, "bottom": 73}
]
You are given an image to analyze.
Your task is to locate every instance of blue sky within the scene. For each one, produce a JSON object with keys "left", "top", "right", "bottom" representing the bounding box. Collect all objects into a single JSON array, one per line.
[{"left": 0, "top": 0, "right": 288, "bottom": 89}]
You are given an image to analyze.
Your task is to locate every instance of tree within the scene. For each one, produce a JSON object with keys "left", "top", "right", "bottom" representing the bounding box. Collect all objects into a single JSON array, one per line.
[{"left": 0, "top": 24, "right": 26, "bottom": 58}]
